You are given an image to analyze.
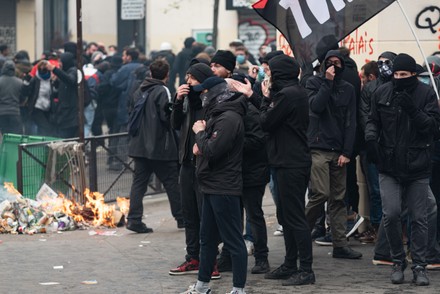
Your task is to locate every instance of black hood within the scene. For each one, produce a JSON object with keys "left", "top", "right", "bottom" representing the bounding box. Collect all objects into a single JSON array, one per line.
[
  {"left": 140, "top": 77, "right": 165, "bottom": 92},
  {"left": 203, "top": 83, "right": 247, "bottom": 118},
  {"left": 1, "top": 60, "right": 15, "bottom": 76},
  {"left": 269, "top": 55, "right": 300, "bottom": 91},
  {"left": 60, "top": 52, "right": 75, "bottom": 70},
  {"left": 210, "top": 92, "right": 247, "bottom": 119},
  {"left": 323, "top": 50, "right": 345, "bottom": 70}
]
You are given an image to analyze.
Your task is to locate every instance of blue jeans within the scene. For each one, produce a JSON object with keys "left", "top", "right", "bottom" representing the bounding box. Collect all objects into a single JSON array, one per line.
[{"left": 198, "top": 194, "right": 247, "bottom": 288}]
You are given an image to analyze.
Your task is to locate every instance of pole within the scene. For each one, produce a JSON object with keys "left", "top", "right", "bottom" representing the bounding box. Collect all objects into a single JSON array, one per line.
[
  {"left": 76, "top": 0, "right": 85, "bottom": 143},
  {"left": 212, "top": 0, "right": 219, "bottom": 49},
  {"left": 396, "top": 0, "right": 440, "bottom": 100}
]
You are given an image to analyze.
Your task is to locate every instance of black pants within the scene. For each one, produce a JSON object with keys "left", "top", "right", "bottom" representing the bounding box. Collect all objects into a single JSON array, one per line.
[
  {"left": 180, "top": 162, "right": 203, "bottom": 260},
  {"left": 242, "top": 184, "right": 269, "bottom": 261},
  {"left": 0, "top": 114, "right": 22, "bottom": 135},
  {"left": 199, "top": 194, "right": 247, "bottom": 288},
  {"left": 32, "top": 109, "right": 55, "bottom": 137},
  {"left": 276, "top": 166, "right": 313, "bottom": 272},
  {"left": 127, "top": 157, "right": 183, "bottom": 223}
]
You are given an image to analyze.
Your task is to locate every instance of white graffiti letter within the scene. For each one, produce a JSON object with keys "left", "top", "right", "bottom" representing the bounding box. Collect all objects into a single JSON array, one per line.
[{"left": 279, "top": 0, "right": 312, "bottom": 38}]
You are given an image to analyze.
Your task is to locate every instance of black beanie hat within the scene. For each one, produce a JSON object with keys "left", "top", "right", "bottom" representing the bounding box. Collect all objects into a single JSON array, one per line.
[
  {"left": 187, "top": 63, "right": 214, "bottom": 83},
  {"left": 262, "top": 50, "right": 284, "bottom": 64},
  {"left": 184, "top": 37, "right": 196, "bottom": 49},
  {"left": 393, "top": 53, "right": 417, "bottom": 73},
  {"left": 211, "top": 50, "right": 236, "bottom": 72},
  {"left": 189, "top": 57, "right": 210, "bottom": 67}
]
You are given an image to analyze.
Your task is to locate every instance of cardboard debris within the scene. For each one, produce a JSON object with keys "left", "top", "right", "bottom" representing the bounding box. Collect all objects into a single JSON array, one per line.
[
  {"left": 88, "top": 230, "right": 118, "bottom": 236},
  {"left": 39, "top": 282, "right": 60, "bottom": 286},
  {"left": 53, "top": 266, "right": 63, "bottom": 269}
]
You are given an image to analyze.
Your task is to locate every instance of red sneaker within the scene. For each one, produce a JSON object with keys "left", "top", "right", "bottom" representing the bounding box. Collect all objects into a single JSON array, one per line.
[
  {"left": 169, "top": 258, "right": 199, "bottom": 275},
  {"left": 211, "top": 263, "right": 221, "bottom": 280}
]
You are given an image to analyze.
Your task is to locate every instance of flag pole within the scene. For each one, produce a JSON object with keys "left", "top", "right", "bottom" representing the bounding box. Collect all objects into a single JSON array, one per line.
[{"left": 396, "top": 0, "right": 440, "bottom": 100}]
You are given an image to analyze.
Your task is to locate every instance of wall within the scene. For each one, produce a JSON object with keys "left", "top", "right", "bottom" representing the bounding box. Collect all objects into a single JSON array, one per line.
[{"left": 16, "top": 0, "right": 36, "bottom": 59}]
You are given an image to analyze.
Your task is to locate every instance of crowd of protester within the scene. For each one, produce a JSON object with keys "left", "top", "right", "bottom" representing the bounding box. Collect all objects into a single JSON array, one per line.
[{"left": 1, "top": 38, "right": 440, "bottom": 294}]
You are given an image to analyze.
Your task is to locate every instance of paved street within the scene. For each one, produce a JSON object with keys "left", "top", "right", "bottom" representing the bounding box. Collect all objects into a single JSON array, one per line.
[{"left": 0, "top": 189, "right": 439, "bottom": 294}]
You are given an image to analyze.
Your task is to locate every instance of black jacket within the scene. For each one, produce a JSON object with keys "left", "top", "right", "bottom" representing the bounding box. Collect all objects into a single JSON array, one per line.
[
  {"left": 365, "top": 81, "right": 440, "bottom": 181},
  {"left": 52, "top": 53, "right": 78, "bottom": 129},
  {"left": 242, "top": 102, "right": 269, "bottom": 187},
  {"left": 195, "top": 86, "right": 247, "bottom": 196},
  {"left": 306, "top": 71, "right": 357, "bottom": 158},
  {"left": 359, "top": 77, "right": 389, "bottom": 132},
  {"left": 260, "top": 80, "right": 311, "bottom": 168},
  {"left": 171, "top": 90, "right": 204, "bottom": 164},
  {"left": 128, "top": 78, "right": 178, "bottom": 161}
]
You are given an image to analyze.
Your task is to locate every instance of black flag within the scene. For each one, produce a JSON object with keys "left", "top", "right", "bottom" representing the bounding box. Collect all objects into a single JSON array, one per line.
[{"left": 253, "top": 0, "right": 396, "bottom": 64}]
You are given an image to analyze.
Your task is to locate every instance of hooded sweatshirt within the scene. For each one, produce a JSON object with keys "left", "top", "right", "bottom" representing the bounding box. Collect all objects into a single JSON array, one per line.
[
  {"left": 305, "top": 50, "right": 357, "bottom": 158},
  {"left": 260, "top": 55, "right": 311, "bottom": 168},
  {"left": 0, "top": 60, "right": 23, "bottom": 116}
]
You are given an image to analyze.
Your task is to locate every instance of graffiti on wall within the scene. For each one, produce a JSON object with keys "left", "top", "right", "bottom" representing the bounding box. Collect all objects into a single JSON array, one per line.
[
  {"left": 238, "top": 19, "right": 275, "bottom": 60},
  {"left": 0, "top": 26, "right": 16, "bottom": 53},
  {"left": 415, "top": 5, "right": 440, "bottom": 50},
  {"left": 339, "top": 29, "right": 374, "bottom": 57}
]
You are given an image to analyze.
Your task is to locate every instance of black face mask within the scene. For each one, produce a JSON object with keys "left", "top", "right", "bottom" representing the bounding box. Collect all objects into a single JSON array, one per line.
[
  {"left": 393, "top": 75, "right": 418, "bottom": 92},
  {"left": 333, "top": 66, "right": 344, "bottom": 79}
]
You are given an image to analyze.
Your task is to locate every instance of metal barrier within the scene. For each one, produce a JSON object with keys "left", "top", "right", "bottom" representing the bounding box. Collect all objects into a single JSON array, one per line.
[{"left": 17, "top": 133, "right": 165, "bottom": 202}]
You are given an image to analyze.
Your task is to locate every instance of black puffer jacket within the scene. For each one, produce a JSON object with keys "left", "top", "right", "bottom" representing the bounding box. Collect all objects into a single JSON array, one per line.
[
  {"left": 260, "top": 55, "right": 311, "bottom": 168},
  {"left": 195, "top": 84, "right": 247, "bottom": 196},
  {"left": 128, "top": 78, "right": 178, "bottom": 161},
  {"left": 306, "top": 51, "right": 357, "bottom": 158},
  {"left": 365, "top": 81, "right": 440, "bottom": 181}
]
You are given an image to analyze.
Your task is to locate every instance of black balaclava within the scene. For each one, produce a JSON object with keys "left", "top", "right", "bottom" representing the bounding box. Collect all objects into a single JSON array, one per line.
[
  {"left": 323, "top": 50, "right": 345, "bottom": 80},
  {"left": 392, "top": 53, "right": 418, "bottom": 92}
]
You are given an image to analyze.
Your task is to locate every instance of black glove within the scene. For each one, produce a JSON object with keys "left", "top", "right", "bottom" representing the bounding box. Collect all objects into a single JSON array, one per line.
[
  {"left": 366, "top": 140, "right": 379, "bottom": 164},
  {"left": 398, "top": 91, "right": 417, "bottom": 115}
]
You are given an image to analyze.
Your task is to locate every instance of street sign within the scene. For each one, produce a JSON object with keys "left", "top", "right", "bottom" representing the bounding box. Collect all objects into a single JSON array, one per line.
[
  {"left": 193, "top": 30, "right": 213, "bottom": 46},
  {"left": 121, "top": 0, "right": 145, "bottom": 20}
]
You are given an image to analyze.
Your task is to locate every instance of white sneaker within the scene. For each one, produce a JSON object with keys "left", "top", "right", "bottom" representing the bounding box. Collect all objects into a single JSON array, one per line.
[
  {"left": 245, "top": 239, "right": 254, "bottom": 256},
  {"left": 346, "top": 214, "right": 364, "bottom": 238},
  {"left": 180, "top": 284, "right": 211, "bottom": 294},
  {"left": 226, "top": 290, "right": 246, "bottom": 294},
  {"left": 273, "top": 225, "right": 283, "bottom": 236}
]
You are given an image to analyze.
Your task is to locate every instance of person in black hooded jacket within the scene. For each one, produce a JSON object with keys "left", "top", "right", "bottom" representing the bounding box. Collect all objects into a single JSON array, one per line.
[
  {"left": 47, "top": 52, "right": 78, "bottom": 138},
  {"left": 182, "top": 76, "right": 248, "bottom": 294},
  {"left": 305, "top": 49, "right": 361, "bottom": 260},
  {"left": 259, "top": 54, "right": 315, "bottom": 286}
]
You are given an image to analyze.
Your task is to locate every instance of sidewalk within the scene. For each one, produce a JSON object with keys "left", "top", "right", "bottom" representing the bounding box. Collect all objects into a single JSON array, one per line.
[{"left": 0, "top": 189, "right": 438, "bottom": 294}]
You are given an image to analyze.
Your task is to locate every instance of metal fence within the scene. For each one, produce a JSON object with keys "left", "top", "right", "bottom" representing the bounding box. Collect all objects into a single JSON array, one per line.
[{"left": 17, "top": 133, "right": 165, "bottom": 202}]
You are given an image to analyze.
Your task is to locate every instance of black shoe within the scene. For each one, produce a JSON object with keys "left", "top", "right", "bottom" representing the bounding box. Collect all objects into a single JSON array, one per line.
[
  {"left": 412, "top": 265, "right": 429, "bottom": 286},
  {"left": 217, "top": 255, "right": 232, "bottom": 272},
  {"left": 332, "top": 246, "right": 362, "bottom": 259},
  {"left": 109, "top": 162, "right": 123, "bottom": 171},
  {"left": 126, "top": 221, "right": 153, "bottom": 233},
  {"left": 264, "top": 264, "right": 297, "bottom": 280},
  {"left": 251, "top": 259, "right": 270, "bottom": 274},
  {"left": 282, "top": 270, "right": 316, "bottom": 286},
  {"left": 391, "top": 260, "right": 407, "bottom": 284}
]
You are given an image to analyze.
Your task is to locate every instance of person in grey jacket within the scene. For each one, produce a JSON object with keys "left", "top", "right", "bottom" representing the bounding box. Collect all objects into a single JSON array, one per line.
[
  {"left": 126, "top": 59, "right": 183, "bottom": 233},
  {"left": 0, "top": 60, "right": 24, "bottom": 134}
]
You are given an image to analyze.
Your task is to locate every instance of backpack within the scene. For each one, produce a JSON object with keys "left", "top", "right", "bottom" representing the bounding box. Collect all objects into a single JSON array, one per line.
[{"left": 127, "top": 89, "right": 151, "bottom": 137}]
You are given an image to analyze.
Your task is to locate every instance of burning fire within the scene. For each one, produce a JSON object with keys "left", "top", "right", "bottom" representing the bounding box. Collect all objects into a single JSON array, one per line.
[{"left": 2, "top": 183, "right": 129, "bottom": 230}]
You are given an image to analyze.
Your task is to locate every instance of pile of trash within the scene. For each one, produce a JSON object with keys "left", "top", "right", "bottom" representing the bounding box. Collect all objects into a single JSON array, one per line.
[{"left": 0, "top": 183, "right": 129, "bottom": 235}]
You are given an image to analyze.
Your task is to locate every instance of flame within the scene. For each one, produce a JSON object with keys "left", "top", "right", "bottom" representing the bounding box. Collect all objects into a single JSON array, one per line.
[
  {"left": 3, "top": 182, "right": 130, "bottom": 229},
  {"left": 4, "top": 182, "right": 21, "bottom": 195},
  {"left": 116, "top": 197, "right": 130, "bottom": 215}
]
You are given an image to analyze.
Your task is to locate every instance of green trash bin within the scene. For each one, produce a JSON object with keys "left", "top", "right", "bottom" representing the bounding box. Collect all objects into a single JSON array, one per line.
[{"left": 0, "top": 133, "right": 60, "bottom": 198}]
